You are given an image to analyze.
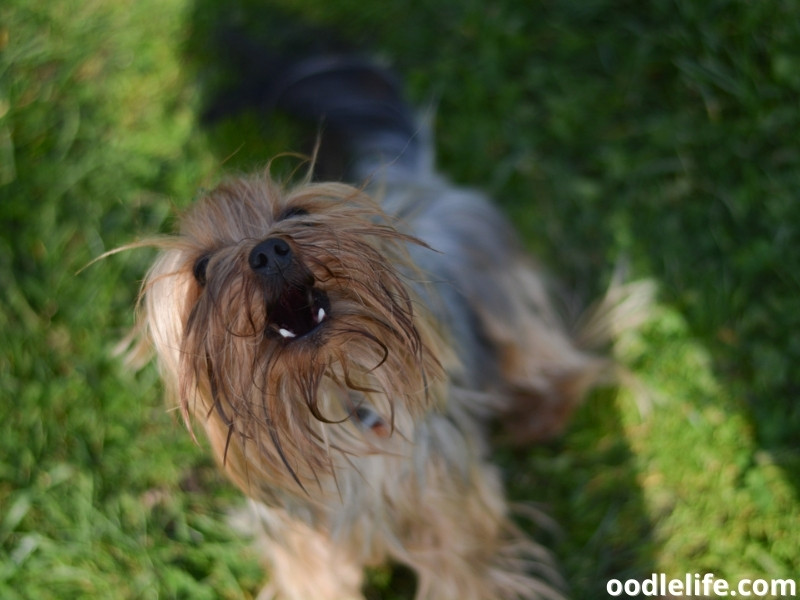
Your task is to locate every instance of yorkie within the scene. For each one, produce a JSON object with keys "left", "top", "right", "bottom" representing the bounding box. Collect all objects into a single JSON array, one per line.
[{"left": 129, "top": 54, "right": 634, "bottom": 599}]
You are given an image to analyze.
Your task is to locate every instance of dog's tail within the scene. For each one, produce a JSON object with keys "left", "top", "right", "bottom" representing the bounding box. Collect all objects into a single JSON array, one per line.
[{"left": 269, "top": 56, "right": 429, "bottom": 182}]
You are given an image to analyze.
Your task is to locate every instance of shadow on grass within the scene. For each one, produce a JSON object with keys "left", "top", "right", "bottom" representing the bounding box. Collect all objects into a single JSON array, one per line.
[
  {"left": 182, "top": 0, "right": 352, "bottom": 173},
  {"left": 506, "top": 389, "right": 658, "bottom": 598},
  {"left": 181, "top": 1, "right": 661, "bottom": 597}
]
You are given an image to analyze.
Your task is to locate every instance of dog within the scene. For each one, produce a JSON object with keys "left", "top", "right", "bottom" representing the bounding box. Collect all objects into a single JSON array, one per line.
[{"left": 126, "top": 54, "right": 636, "bottom": 600}]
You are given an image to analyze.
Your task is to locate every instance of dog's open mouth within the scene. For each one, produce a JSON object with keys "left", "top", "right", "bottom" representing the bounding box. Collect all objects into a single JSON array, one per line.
[{"left": 267, "top": 285, "right": 330, "bottom": 340}]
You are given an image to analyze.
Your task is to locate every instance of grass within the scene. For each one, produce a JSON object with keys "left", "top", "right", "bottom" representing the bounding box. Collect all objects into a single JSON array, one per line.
[{"left": 2, "top": 0, "right": 799, "bottom": 598}]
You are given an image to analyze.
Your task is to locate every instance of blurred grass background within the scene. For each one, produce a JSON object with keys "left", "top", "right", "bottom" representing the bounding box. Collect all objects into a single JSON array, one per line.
[{"left": 1, "top": 0, "right": 798, "bottom": 598}]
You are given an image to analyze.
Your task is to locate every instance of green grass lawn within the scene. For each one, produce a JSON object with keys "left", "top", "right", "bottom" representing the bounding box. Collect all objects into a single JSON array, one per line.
[{"left": 2, "top": 0, "right": 798, "bottom": 598}]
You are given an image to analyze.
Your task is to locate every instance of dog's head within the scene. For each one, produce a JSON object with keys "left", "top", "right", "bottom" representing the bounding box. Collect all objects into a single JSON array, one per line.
[{"left": 140, "top": 172, "right": 444, "bottom": 495}]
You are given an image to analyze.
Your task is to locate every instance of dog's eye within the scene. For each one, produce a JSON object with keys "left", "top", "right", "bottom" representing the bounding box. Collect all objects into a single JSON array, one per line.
[
  {"left": 279, "top": 207, "right": 309, "bottom": 221},
  {"left": 193, "top": 255, "right": 211, "bottom": 286}
]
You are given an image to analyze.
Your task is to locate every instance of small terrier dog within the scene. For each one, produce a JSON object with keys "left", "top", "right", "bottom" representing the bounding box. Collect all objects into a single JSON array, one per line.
[{"left": 130, "top": 55, "right": 626, "bottom": 599}]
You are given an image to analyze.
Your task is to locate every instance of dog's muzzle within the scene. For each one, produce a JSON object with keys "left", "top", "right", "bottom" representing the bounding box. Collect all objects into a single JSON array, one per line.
[{"left": 249, "top": 237, "right": 330, "bottom": 340}]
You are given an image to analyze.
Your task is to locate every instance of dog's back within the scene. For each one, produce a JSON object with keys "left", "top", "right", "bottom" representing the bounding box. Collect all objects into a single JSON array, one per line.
[{"left": 262, "top": 55, "right": 610, "bottom": 441}]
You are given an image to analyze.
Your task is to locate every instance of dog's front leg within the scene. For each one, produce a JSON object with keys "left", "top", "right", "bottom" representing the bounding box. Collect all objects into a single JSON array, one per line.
[{"left": 246, "top": 503, "right": 365, "bottom": 600}]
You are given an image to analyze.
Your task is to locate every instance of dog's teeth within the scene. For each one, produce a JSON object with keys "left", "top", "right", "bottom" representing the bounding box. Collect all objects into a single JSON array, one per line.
[
  {"left": 278, "top": 328, "right": 296, "bottom": 339},
  {"left": 316, "top": 308, "right": 326, "bottom": 323}
]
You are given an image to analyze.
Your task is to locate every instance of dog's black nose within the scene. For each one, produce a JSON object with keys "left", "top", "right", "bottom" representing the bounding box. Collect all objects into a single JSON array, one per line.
[{"left": 249, "top": 238, "right": 292, "bottom": 276}]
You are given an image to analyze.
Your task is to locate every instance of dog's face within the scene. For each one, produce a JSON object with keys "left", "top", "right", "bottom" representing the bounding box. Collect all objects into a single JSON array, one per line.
[{"left": 141, "top": 174, "right": 443, "bottom": 495}]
